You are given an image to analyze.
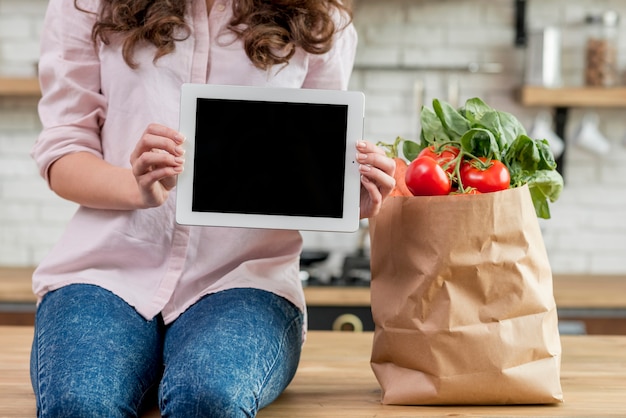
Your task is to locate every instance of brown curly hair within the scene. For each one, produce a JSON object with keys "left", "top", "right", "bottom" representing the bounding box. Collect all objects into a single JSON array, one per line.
[{"left": 75, "top": 0, "right": 353, "bottom": 70}]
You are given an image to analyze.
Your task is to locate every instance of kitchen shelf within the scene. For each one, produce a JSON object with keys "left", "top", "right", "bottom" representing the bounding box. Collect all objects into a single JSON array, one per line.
[
  {"left": 519, "top": 86, "right": 626, "bottom": 176},
  {"left": 520, "top": 86, "right": 626, "bottom": 108},
  {"left": 0, "top": 77, "right": 40, "bottom": 97}
]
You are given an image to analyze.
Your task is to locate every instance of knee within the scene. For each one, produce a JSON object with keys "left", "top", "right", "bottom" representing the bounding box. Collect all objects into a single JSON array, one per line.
[
  {"left": 160, "top": 381, "right": 257, "bottom": 418},
  {"left": 38, "top": 391, "right": 128, "bottom": 418}
]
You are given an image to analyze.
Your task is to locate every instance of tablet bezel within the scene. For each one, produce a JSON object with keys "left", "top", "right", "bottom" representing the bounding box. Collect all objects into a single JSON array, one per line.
[{"left": 175, "top": 83, "right": 364, "bottom": 232}]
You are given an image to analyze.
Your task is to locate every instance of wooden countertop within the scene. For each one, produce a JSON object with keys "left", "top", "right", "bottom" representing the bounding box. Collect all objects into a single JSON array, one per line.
[
  {"left": 303, "top": 274, "right": 626, "bottom": 309},
  {"left": 552, "top": 274, "right": 626, "bottom": 309},
  {"left": 1, "top": 327, "right": 626, "bottom": 417},
  {"left": 0, "top": 267, "right": 35, "bottom": 303},
  {"left": 0, "top": 77, "right": 40, "bottom": 97},
  {"left": 2, "top": 267, "right": 626, "bottom": 309}
]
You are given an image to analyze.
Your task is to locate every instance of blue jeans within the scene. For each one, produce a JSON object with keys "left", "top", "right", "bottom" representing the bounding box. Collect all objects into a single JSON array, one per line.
[{"left": 30, "top": 284, "right": 304, "bottom": 417}]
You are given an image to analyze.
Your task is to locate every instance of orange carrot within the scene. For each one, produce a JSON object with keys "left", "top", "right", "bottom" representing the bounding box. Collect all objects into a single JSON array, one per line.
[
  {"left": 377, "top": 137, "right": 414, "bottom": 197},
  {"left": 390, "top": 157, "right": 413, "bottom": 196}
]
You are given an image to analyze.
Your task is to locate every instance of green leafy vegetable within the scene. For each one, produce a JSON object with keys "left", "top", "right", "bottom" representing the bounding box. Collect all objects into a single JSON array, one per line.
[
  {"left": 402, "top": 140, "right": 421, "bottom": 162},
  {"left": 399, "top": 97, "right": 564, "bottom": 219},
  {"left": 459, "top": 128, "right": 501, "bottom": 160},
  {"left": 433, "top": 99, "right": 470, "bottom": 139},
  {"left": 420, "top": 106, "right": 450, "bottom": 143},
  {"left": 502, "top": 135, "right": 562, "bottom": 219}
]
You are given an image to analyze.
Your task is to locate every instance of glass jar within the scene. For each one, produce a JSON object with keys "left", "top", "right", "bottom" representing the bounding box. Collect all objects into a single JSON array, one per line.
[{"left": 584, "top": 10, "right": 620, "bottom": 87}]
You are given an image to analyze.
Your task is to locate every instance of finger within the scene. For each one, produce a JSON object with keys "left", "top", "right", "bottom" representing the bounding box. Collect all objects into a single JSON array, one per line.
[
  {"left": 136, "top": 168, "right": 179, "bottom": 191},
  {"left": 361, "top": 175, "right": 381, "bottom": 198},
  {"left": 159, "top": 176, "right": 178, "bottom": 191},
  {"left": 356, "top": 140, "right": 386, "bottom": 156},
  {"left": 135, "top": 133, "right": 186, "bottom": 159},
  {"left": 359, "top": 176, "right": 383, "bottom": 218},
  {"left": 356, "top": 151, "right": 395, "bottom": 178},
  {"left": 145, "top": 123, "right": 186, "bottom": 145},
  {"left": 359, "top": 164, "right": 395, "bottom": 197},
  {"left": 133, "top": 150, "right": 184, "bottom": 177},
  {"left": 131, "top": 124, "right": 186, "bottom": 161}
]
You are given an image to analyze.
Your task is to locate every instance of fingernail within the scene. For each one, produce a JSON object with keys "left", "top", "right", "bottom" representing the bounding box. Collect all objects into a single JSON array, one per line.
[
  {"left": 359, "top": 164, "right": 371, "bottom": 172},
  {"left": 357, "top": 152, "right": 368, "bottom": 160},
  {"left": 175, "top": 146, "right": 185, "bottom": 155},
  {"left": 174, "top": 157, "right": 185, "bottom": 164},
  {"left": 176, "top": 133, "right": 186, "bottom": 143},
  {"left": 356, "top": 141, "right": 367, "bottom": 149}
]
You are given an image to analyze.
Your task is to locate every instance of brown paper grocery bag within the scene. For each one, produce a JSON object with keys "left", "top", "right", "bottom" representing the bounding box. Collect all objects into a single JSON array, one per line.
[{"left": 369, "top": 185, "right": 563, "bottom": 405}]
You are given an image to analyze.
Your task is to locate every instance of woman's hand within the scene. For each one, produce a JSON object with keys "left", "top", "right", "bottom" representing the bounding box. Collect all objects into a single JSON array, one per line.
[
  {"left": 130, "top": 123, "right": 186, "bottom": 208},
  {"left": 356, "top": 140, "right": 396, "bottom": 219}
]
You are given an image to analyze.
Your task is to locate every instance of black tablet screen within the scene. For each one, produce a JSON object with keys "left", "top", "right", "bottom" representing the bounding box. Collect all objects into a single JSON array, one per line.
[{"left": 191, "top": 98, "right": 349, "bottom": 218}]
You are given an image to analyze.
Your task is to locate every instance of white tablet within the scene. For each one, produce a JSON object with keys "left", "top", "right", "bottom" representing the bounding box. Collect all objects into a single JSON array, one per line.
[{"left": 175, "top": 84, "right": 364, "bottom": 232}]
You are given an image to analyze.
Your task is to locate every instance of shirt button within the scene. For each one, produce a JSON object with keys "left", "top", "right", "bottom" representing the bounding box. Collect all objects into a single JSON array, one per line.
[{"left": 216, "top": 3, "right": 226, "bottom": 11}]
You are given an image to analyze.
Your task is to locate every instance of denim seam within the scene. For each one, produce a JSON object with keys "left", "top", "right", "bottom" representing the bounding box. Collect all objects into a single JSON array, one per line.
[
  {"left": 253, "top": 310, "right": 302, "bottom": 415},
  {"left": 34, "top": 301, "right": 47, "bottom": 416}
]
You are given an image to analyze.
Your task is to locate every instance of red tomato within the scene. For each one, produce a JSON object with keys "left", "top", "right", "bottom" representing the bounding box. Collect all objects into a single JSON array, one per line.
[
  {"left": 417, "top": 145, "right": 460, "bottom": 175},
  {"left": 405, "top": 156, "right": 452, "bottom": 196},
  {"left": 459, "top": 157, "right": 510, "bottom": 193}
]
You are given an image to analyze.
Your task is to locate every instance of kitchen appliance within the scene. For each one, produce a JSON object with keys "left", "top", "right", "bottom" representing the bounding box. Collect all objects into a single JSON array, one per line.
[{"left": 524, "top": 26, "right": 562, "bottom": 87}]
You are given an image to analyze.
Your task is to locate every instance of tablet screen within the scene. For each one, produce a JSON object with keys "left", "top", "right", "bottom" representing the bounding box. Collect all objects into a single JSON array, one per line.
[{"left": 192, "top": 98, "right": 348, "bottom": 218}]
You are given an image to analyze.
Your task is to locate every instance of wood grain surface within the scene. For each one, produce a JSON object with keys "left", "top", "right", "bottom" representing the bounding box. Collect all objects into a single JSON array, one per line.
[{"left": 2, "top": 327, "right": 626, "bottom": 417}]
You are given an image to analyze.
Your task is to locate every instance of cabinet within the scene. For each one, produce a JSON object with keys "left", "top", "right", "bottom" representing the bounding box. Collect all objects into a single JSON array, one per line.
[
  {"left": 304, "top": 287, "right": 373, "bottom": 332},
  {"left": 303, "top": 275, "right": 626, "bottom": 335},
  {"left": 3, "top": 268, "right": 625, "bottom": 333}
]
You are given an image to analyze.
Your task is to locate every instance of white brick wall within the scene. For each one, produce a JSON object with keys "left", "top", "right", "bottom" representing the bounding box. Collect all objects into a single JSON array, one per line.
[
  {"left": 1, "top": 0, "right": 626, "bottom": 274},
  {"left": 0, "top": 0, "right": 44, "bottom": 77}
]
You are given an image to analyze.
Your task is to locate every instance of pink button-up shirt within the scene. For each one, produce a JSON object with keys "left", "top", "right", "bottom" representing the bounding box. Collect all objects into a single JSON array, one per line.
[{"left": 31, "top": 0, "right": 357, "bottom": 325}]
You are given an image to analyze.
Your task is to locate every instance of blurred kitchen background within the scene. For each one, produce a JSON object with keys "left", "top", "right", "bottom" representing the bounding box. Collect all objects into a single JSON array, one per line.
[{"left": 1, "top": 0, "right": 626, "bottom": 281}]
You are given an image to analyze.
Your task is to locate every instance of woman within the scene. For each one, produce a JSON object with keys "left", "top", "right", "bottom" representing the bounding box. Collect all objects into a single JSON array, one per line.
[{"left": 30, "top": 0, "right": 395, "bottom": 416}]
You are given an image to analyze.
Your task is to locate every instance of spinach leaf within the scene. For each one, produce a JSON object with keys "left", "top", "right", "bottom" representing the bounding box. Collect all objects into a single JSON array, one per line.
[
  {"left": 535, "top": 138, "right": 558, "bottom": 170},
  {"left": 527, "top": 170, "right": 564, "bottom": 219},
  {"left": 497, "top": 111, "right": 527, "bottom": 146},
  {"left": 403, "top": 139, "right": 421, "bottom": 162},
  {"left": 462, "top": 97, "right": 493, "bottom": 124},
  {"left": 420, "top": 106, "right": 450, "bottom": 144},
  {"left": 474, "top": 110, "right": 506, "bottom": 152},
  {"left": 503, "top": 134, "right": 541, "bottom": 185},
  {"left": 503, "top": 134, "right": 563, "bottom": 219},
  {"left": 504, "top": 136, "right": 558, "bottom": 184},
  {"left": 459, "top": 128, "right": 501, "bottom": 160},
  {"left": 433, "top": 99, "right": 470, "bottom": 140}
]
